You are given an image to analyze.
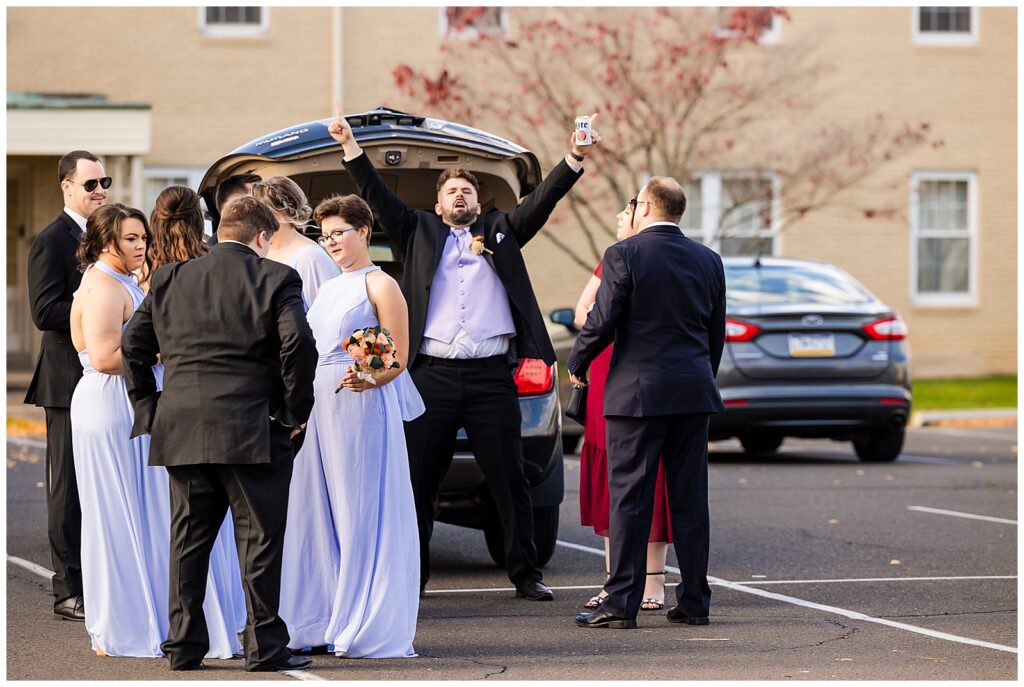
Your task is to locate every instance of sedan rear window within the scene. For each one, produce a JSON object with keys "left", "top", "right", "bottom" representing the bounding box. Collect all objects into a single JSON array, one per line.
[{"left": 725, "top": 264, "right": 875, "bottom": 307}]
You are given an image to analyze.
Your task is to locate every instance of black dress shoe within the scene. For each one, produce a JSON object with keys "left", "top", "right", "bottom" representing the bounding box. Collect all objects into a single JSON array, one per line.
[
  {"left": 514, "top": 580, "right": 554, "bottom": 601},
  {"left": 170, "top": 659, "right": 206, "bottom": 671},
  {"left": 53, "top": 595, "right": 85, "bottom": 622},
  {"left": 575, "top": 609, "right": 637, "bottom": 629},
  {"left": 249, "top": 655, "right": 313, "bottom": 672},
  {"left": 290, "top": 645, "right": 329, "bottom": 655},
  {"left": 666, "top": 606, "right": 710, "bottom": 625}
]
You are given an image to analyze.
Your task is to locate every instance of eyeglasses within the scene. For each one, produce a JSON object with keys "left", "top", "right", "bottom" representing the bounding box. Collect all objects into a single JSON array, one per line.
[
  {"left": 627, "top": 198, "right": 651, "bottom": 213},
  {"left": 317, "top": 227, "right": 359, "bottom": 245},
  {"left": 68, "top": 177, "right": 112, "bottom": 193}
]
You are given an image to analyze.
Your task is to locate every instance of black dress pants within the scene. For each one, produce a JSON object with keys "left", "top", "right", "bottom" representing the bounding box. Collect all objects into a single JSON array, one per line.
[
  {"left": 162, "top": 455, "right": 293, "bottom": 671},
  {"left": 603, "top": 413, "right": 712, "bottom": 621},
  {"left": 44, "top": 407, "right": 82, "bottom": 606},
  {"left": 405, "top": 355, "right": 541, "bottom": 589}
]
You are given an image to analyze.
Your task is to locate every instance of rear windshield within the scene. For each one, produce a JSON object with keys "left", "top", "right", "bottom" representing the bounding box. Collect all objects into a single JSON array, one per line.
[{"left": 725, "top": 264, "right": 875, "bottom": 307}]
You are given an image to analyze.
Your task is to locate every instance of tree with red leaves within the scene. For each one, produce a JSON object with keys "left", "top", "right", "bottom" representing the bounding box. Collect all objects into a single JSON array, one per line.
[{"left": 392, "top": 7, "right": 940, "bottom": 269}]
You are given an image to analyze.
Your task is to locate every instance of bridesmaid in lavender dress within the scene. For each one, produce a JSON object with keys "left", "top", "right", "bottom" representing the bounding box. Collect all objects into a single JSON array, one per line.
[
  {"left": 280, "top": 194, "right": 423, "bottom": 658},
  {"left": 70, "top": 204, "right": 240, "bottom": 658}
]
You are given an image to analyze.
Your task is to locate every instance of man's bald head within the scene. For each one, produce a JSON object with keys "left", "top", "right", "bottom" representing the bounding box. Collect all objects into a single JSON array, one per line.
[{"left": 642, "top": 176, "right": 688, "bottom": 224}]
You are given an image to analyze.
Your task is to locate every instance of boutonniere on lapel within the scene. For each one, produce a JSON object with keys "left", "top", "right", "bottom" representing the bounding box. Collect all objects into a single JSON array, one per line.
[{"left": 470, "top": 235, "right": 494, "bottom": 256}]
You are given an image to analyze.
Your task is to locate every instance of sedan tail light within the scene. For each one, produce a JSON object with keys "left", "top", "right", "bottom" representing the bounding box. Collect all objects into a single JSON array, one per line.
[
  {"left": 725, "top": 319, "right": 761, "bottom": 343},
  {"left": 514, "top": 358, "right": 553, "bottom": 396},
  {"left": 863, "top": 316, "right": 908, "bottom": 341}
]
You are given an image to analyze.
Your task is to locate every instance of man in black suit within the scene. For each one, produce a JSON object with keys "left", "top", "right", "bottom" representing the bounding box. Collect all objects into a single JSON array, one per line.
[
  {"left": 329, "top": 104, "right": 599, "bottom": 600},
  {"left": 568, "top": 178, "right": 726, "bottom": 629},
  {"left": 122, "top": 197, "right": 318, "bottom": 672},
  {"left": 25, "top": 149, "right": 110, "bottom": 621}
]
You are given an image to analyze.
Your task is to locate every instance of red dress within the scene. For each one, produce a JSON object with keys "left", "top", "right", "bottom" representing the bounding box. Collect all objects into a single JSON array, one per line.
[{"left": 578, "top": 262, "right": 673, "bottom": 542}]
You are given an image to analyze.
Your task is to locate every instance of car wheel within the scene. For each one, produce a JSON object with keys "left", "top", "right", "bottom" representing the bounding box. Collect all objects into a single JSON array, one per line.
[
  {"left": 853, "top": 427, "right": 905, "bottom": 462},
  {"left": 740, "top": 434, "right": 783, "bottom": 455},
  {"left": 483, "top": 505, "right": 560, "bottom": 569}
]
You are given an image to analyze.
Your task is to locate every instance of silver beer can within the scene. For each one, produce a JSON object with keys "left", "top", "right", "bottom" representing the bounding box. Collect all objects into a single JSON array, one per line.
[{"left": 574, "top": 116, "right": 592, "bottom": 147}]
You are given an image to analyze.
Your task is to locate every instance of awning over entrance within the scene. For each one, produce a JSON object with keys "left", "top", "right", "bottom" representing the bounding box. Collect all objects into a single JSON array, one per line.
[{"left": 7, "top": 92, "right": 151, "bottom": 155}]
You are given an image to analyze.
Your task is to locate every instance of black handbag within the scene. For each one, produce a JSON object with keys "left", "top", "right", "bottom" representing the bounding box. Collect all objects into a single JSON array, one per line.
[{"left": 565, "top": 384, "right": 588, "bottom": 425}]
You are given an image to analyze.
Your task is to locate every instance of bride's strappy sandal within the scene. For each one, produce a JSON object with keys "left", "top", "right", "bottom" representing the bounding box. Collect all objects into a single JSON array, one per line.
[
  {"left": 584, "top": 571, "right": 610, "bottom": 609},
  {"left": 640, "top": 570, "right": 666, "bottom": 611}
]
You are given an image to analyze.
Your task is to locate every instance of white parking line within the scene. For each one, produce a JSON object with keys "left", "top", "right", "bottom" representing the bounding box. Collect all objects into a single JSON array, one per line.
[
  {"left": 7, "top": 554, "right": 326, "bottom": 680},
  {"left": 7, "top": 437, "right": 47, "bottom": 450},
  {"left": 7, "top": 554, "right": 54, "bottom": 580},
  {"left": 899, "top": 455, "right": 967, "bottom": 465},
  {"left": 555, "top": 540, "right": 1018, "bottom": 654},
  {"left": 907, "top": 506, "right": 1017, "bottom": 525},
  {"left": 739, "top": 575, "right": 1016, "bottom": 585}
]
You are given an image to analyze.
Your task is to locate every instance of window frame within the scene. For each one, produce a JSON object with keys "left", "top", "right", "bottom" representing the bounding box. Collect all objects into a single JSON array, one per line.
[
  {"left": 912, "top": 6, "right": 978, "bottom": 47},
  {"left": 198, "top": 6, "right": 270, "bottom": 38},
  {"left": 143, "top": 166, "right": 213, "bottom": 236},
  {"left": 439, "top": 6, "right": 508, "bottom": 40},
  {"left": 713, "top": 7, "right": 782, "bottom": 45},
  {"left": 909, "top": 171, "right": 978, "bottom": 307},
  {"left": 687, "top": 171, "right": 780, "bottom": 257}
]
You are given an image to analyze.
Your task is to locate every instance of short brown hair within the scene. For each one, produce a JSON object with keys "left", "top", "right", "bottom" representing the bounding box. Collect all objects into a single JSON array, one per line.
[
  {"left": 644, "top": 177, "right": 688, "bottom": 223},
  {"left": 58, "top": 150, "right": 101, "bottom": 184},
  {"left": 215, "top": 173, "right": 261, "bottom": 212},
  {"left": 435, "top": 168, "right": 480, "bottom": 194},
  {"left": 77, "top": 203, "right": 152, "bottom": 275},
  {"left": 314, "top": 194, "right": 374, "bottom": 244},
  {"left": 217, "top": 196, "right": 280, "bottom": 244}
]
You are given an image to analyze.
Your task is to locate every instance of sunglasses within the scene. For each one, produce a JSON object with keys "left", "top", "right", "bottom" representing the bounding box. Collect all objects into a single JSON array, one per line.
[
  {"left": 69, "top": 177, "right": 113, "bottom": 193},
  {"left": 317, "top": 227, "right": 359, "bottom": 246},
  {"left": 627, "top": 198, "right": 651, "bottom": 213}
]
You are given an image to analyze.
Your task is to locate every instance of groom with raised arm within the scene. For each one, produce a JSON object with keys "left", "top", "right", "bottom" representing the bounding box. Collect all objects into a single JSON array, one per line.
[
  {"left": 122, "top": 197, "right": 318, "bottom": 672},
  {"left": 329, "top": 103, "right": 599, "bottom": 600}
]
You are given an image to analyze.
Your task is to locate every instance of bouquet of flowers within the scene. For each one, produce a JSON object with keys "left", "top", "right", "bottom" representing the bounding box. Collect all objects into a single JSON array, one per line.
[{"left": 338, "top": 326, "right": 400, "bottom": 390}]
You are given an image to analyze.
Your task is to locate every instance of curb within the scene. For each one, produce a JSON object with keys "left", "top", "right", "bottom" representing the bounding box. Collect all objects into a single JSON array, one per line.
[{"left": 910, "top": 408, "right": 1017, "bottom": 428}]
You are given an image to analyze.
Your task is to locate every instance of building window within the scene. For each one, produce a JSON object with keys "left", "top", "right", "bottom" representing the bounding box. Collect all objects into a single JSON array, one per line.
[
  {"left": 911, "top": 172, "right": 976, "bottom": 306},
  {"left": 199, "top": 7, "right": 269, "bottom": 37},
  {"left": 717, "top": 174, "right": 777, "bottom": 257},
  {"left": 679, "top": 172, "right": 778, "bottom": 256},
  {"left": 441, "top": 7, "right": 506, "bottom": 39},
  {"left": 144, "top": 167, "right": 213, "bottom": 237},
  {"left": 714, "top": 7, "right": 781, "bottom": 44},
  {"left": 912, "top": 7, "right": 978, "bottom": 46},
  {"left": 680, "top": 178, "right": 704, "bottom": 242}
]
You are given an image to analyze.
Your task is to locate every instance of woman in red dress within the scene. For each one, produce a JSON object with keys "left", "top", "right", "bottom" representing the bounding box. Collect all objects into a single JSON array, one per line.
[{"left": 574, "top": 198, "right": 673, "bottom": 611}]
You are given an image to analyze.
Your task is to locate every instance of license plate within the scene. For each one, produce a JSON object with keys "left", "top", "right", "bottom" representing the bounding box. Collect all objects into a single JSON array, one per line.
[{"left": 788, "top": 333, "right": 835, "bottom": 357}]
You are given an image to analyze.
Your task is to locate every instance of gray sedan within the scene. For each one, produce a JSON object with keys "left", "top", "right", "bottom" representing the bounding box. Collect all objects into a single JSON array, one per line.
[{"left": 551, "top": 256, "right": 911, "bottom": 462}]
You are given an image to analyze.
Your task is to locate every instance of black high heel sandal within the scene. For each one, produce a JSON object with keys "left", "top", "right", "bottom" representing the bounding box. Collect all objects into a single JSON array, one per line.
[
  {"left": 641, "top": 571, "right": 666, "bottom": 611},
  {"left": 584, "top": 571, "right": 610, "bottom": 609}
]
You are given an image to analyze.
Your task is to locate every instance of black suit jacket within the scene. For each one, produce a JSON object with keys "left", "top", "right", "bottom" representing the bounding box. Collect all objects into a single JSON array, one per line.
[
  {"left": 568, "top": 223, "right": 727, "bottom": 417},
  {"left": 25, "top": 212, "right": 84, "bottom": 408},
  {"left": 343, "top": 151, "right": 582, "bottom": 368},
  {"left": 121, "top": 242, "right": 318, "bottom": 467}
]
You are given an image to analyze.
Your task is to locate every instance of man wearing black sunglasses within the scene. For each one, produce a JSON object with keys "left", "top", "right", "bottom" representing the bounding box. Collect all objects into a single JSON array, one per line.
[{"left": 25, "top": 149, "right": 110, "bottom": 622}]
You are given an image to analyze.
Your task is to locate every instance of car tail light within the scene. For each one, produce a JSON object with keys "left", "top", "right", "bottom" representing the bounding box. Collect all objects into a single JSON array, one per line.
[
  {"left": 880, "top": 397, "right": 908, "bottom": 405},
  {"left": 514, "top": 358, "right": 553, "bottom": 396},
  {"left": 725, "top": 319, "right": 761, "bottom": 343},
  {"left": 724, "top": 399, "right": 749, "bottom": 408},
  {"left": 863, "top": 316, "right": 908, "bottom": 341}
]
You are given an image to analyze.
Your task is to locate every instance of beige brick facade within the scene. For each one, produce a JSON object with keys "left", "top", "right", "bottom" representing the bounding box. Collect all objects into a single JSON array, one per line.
[{"left": 7, "top": 6, "right": 1016, "bottom": 376}]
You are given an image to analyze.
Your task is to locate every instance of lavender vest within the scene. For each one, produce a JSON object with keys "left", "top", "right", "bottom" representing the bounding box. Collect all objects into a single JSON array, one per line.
[{"left": 422, "top": 229, "right": 515, "bottom": 343}]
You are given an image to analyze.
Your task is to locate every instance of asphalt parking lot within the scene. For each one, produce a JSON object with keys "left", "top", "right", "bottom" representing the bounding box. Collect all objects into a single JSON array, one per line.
[{"left": 7, "top": 422, "right": 1017, "bottom": 680}]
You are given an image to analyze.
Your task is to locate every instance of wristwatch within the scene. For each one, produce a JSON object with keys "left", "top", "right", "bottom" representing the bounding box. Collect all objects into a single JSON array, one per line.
[{"left": 568, "top": 151, "right": 584, "bottom": 162}]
